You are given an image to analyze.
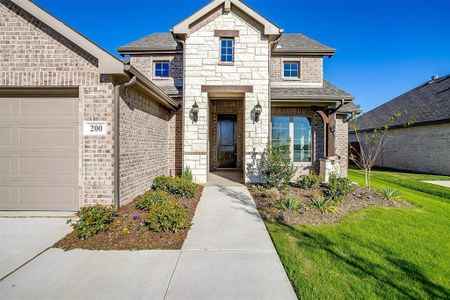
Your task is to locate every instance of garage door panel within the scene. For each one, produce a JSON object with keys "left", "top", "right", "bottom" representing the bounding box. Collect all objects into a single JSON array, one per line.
[
  {"left": 19, "top": 185, "right": 78, "bottom": 210},
  {"left": 20, "top": 156, "right": 77, "bottom": 176},
  {"left": 19, "top": 127, "right": 78, "bottom": 147},
  {"left": 0, "top": 96, "right": 79, "bottom": 211},
  {"left": 0, "top": 128, "right": 13, "bottom": 145},
  {"left": 19, "top": 98, "right": 77, "bottom": 120}
]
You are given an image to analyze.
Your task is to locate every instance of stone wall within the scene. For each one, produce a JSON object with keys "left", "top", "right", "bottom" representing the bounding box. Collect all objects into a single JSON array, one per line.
[
  {"left": 183, "top": 7, "right": 270, "bottom": 183},
  {"left": 270, "top": 56, "right": 323, "bottom": 85},
  {"left": 0, "top": 0, "right": 115, "bottom": 206},
  {"left": 351, "top": 123, "right": 450, "bottom": 175},
  {"left": 119, "top": 88, "right": 173, "bottom": 205}
]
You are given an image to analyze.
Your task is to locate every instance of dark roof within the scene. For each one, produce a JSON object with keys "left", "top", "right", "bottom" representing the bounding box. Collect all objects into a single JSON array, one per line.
[
  {"left": 271, "top": 80, "right": 354, "bottom": 101},
  {"left": 353, "top": 75, "right": 450, "bottom": 130},
  {"left": 117, "top": 33, "right": 181, "bottom": 53},
  {"left": 118, "top": 32, "right": 334, "bottom": 55},
  {"left": 274, "top": 34, "right": 335, "bottom": 55},
  {"left": 338, "top": 102, "right": 362, "bottom": 114}
]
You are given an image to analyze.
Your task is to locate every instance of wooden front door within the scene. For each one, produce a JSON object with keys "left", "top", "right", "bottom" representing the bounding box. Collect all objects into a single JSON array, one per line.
[{"left": 217, "top": 115, "right": 237, "bottom": 168}]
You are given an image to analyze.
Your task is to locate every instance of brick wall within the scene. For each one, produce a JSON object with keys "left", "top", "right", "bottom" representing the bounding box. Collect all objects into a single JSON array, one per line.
[
  {"left": 351, "top": 123, "right": 450, "bottom": 176},
  {"left": 168, "top": 109, "right": 183, "bottom": 176},
  {"left": 119, "top": 88, "right": 173, "bottom": 205},
  {"left": 270, "top": 56, "right": 323, "bottom": 85},
  {"left": 0, "top": 0, "right": 115, "bottom": 207},
  {"left": 335, "top": 115, "right": 349, "bottom": 177},
  {"left": 130, "top": 54, "right": 183, "bottom": 89}
]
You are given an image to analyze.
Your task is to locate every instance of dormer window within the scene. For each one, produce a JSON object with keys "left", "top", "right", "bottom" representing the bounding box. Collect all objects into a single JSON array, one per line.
[
  {"left": 283, "top": 61, "right": 300, "bottom": 79},
  {"left": 154, "top": 61, "right": 169, "bottom": 78},
  {"left": 220, "top": 38, "right": 234, "bottom": 63}
]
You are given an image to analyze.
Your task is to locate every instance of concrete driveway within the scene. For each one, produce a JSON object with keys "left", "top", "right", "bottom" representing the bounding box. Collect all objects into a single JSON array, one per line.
[{"left": 0, "top": 217, "right": 72, "bottom": 279}]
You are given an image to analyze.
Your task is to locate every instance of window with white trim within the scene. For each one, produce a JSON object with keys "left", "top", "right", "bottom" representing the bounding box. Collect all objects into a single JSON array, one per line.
[
  {"left": 154, "top": 61, "right": 169, "bottom": 78},
  {"left": 271, "top": 116, "right": 312, "bottom": 162},
  {"left": 283, "top": 61, "right": 300, "bottom": 78},
  {"left": 220, "top": 38, "right": 234, "bottom": 63}
]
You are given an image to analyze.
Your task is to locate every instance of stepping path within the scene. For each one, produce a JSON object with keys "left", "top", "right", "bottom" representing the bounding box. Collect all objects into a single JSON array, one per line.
[{"left": 164, "top": 180, "right": 297, "bottom": 299}]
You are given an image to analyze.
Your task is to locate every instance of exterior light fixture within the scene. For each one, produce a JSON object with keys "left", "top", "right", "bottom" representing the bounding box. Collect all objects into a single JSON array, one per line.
[
  {"left": 190, "top": 101, "right": 199, "bottom": 123},
  {"left": 254, "top": 101, "right": 262, "bottom": 123}
]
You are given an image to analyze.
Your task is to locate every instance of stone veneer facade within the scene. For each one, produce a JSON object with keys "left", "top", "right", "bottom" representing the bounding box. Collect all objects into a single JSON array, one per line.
[
  {"left": 183, "top": 7, "right": 270, "bottom": 183},
  {"left": 0, "top": 0, "right": 175, "bottom": 208}
]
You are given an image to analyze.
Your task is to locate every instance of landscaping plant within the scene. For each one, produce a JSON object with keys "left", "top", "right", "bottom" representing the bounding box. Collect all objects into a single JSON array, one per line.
[
  {"left": 349, "top": 111, "right": 413, "bottom": 189},
  {"left": 136, "top": 190, "right": 170, "bottom": 211},
  {"left": 325, "top": 174, "right": 353, "bottom": 202},
  {"left": 297, "top": 174, "right": 321, "bottom": 189},
  {"left": 259, "top": 140, "right": 295, "bottom": 189},
  {"left": 68, "top": 205, "right": 116, "bottom": 240},
  {"left": 310, "top": 190, "right": 337, "bottom": 215},
  {"left": 381, "top": 188, "right": 401, "bottom": 201},
  {"left": 181, "top": 167, "right": 193, "bottom": 182},
  {"left": 144, "top": 199, "right": 186, "bottom": 232},
  {"left": 152, "top": 175, "right": 197, "bottom": 198},
  {"left": 281, "top": 195, "right": 302, "bottom": 211}
]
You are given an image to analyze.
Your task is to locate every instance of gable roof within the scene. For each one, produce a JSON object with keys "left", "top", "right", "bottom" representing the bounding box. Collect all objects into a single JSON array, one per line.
[
  {"left": 274, "top": 34, "right": 336, "bottom": 56},
  {"left": 117, "top": 33, "right": 181, "bottom": 54},
  {"left": 353, "top": 75, "right": 450, "bottom": 130},
  {"left": 11, "top": 0, "right": 123, "bottom": 74},
  {"left": 271, "top": 80, "right": 354, "bottom": 101},
  {"left": 172, "top": 0, "right": 281, "bottom": 36}
]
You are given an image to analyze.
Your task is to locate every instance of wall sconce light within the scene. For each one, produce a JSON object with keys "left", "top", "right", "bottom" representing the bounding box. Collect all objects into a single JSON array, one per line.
[
  {"left": 254, "top": 101, "right": 262, "bottom": 123},
  {"left": 190, "top": 101, "right": 199, "bottom": 123}
]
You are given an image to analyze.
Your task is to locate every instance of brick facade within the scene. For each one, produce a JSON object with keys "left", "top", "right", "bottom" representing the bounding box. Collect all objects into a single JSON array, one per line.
[
  {"left": 351, "top": 123, "right": 450, "bottom": 176},
  {"left": 270, "top": 56, "right": 323, "bottom": 85},
  {"left": 1, "top": 0, "right": 175, "bottom": 208},
  {"left": 130, "top": 54, "right": 183, "bottom": 89}
]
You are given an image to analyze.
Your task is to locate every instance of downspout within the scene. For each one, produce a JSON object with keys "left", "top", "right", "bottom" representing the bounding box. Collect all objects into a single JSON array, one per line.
[
  {"left": 172, "top": 32, "right": 186, "bottom": 177},
  {"left": 113, "top": 75, "right": 137, "bottom": 208}
]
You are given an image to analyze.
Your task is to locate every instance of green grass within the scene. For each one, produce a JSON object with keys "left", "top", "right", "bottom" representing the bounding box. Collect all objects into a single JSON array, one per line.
[{"left": 267, "top": 167, "right": 450, "bottom": 299}]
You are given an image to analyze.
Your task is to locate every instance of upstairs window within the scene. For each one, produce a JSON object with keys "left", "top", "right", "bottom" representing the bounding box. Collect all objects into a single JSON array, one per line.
[
  {"left": 220, "top": 38, "right": 234, "bottom": 63},
  {"left": 154, "top": 61, "right": 169, "bottom": 78},
  {"left": 283, "top": 61, "right": 300, "bottom": 78}
]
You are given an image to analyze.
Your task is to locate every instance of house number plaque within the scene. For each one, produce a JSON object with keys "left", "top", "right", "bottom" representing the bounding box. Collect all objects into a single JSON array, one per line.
[{"left": 83, "top": 121, "right": 108, "bottom": 136}]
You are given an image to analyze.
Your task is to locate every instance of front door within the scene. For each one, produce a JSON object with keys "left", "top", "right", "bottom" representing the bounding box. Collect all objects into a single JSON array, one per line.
[{"left": 217, "top": 115, "right": 237, "bottom": 168}]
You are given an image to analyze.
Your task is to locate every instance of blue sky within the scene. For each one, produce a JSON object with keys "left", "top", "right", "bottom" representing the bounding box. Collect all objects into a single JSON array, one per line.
[{"left": 35, "top": 0, "right": 450, "bottom": 112}]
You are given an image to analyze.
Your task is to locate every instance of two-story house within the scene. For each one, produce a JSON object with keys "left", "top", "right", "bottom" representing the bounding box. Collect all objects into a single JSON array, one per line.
[
  {"left": 0, "top": 0, "right": 357, "bottom": 211},
  {"left": 118, "top": 0, "right": 357, "bottom": 183}
]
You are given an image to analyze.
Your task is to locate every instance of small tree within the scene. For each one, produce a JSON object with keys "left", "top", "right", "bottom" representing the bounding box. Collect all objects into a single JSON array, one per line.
[
  {"left": 259, "top": 139, "right": 295, "bottom": 190},
  {"left": 349, "top": 111, "right": 412, "bottom": 189}
]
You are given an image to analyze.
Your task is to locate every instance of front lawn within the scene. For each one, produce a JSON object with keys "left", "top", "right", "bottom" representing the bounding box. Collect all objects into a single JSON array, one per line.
[{"left": 266, "top": 168, "right": 450, "bottom": 299}]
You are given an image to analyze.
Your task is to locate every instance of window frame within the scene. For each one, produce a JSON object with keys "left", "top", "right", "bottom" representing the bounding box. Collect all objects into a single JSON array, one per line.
[
  {"left": 271, "top": 115, "right": 313, "bottom": 164},
  {"left": 282, "top": 59, "right": 301, "bottom": 80},
  {"left": 220, "top": 38, "right": 234, "bottom": 64},
  {"left": 153, "top": 61, "right": 170, "bottom": 79}
]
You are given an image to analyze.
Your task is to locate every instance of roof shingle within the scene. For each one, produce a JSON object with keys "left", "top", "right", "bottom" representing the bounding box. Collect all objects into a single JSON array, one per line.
[
  {"left": 117, "top": 33, "right": 180, "bottom": 52},
  {"left": 353, "top": 75, "right": 450, "bottom": 130},
  {"left": 271, "top": 80, "right": 354, "bottom": 101},
  {"left": 274, "top": 34, "right": 335, "bottom": 55}
]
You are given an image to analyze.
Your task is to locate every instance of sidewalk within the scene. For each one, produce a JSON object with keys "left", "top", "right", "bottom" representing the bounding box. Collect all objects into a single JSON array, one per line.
[{"left": 0, "top": 175, "right": 297, "bottom": 300}]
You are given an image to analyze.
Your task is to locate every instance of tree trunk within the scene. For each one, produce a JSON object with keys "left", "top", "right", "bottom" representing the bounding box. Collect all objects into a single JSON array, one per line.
[{"left": 367, "top": 168, "right": 371, "bottom": 190}]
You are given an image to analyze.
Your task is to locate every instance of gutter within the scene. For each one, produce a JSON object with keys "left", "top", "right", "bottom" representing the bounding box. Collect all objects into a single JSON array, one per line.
[{"left": 113, "top": 76, "right": 137, "bottom": 208}]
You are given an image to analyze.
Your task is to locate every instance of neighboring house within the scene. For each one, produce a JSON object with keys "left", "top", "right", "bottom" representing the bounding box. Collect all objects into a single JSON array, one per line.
[
  {"left": 0, "top": 0, "right": 357, "bottom": 211},
  {"left": 350, "top": 75, "right": 450, "bottom": 176}
]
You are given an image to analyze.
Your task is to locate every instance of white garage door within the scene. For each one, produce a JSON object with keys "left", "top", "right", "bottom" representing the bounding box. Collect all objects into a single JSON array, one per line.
[{"left": 0, "top": 96, "right": 79, "bottom": 211}]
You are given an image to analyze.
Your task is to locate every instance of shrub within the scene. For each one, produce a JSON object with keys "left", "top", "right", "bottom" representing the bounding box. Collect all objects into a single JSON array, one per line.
[
  {"left": 281, "top": 195, "right": 302, "bottom": 211},
  {"left": 181, "top": 167, "right": 193, "bottom": 182},
  {"left": 267, "top": 187, "right": 282, "bottom": 201},
  {"left": 259, "top": 140, "right": 295, "bottom": 189},
  {"left": 144, "top": 199, "right": 186, "bottom": 232},
  {"left": 325, "top": 175, "right": 353, "bottom": 202},
  {"left": 68, "top": 205, "right": 116, "bottom": 240},
  {"left": 250, "top": 185, "right": 269, "bottom": 197},
  {"left": 136, "top": 190, "right": 170, "bottom": 211},
  {"left": 297, "top": 174, "right": 321, "bottom": 189},
  {"left": 381, "top": 188, "right": 401, "bottom": 201},
  {"left": 310, "top": 191, "right": 337, "bottom": 215},
  {"left": 152, "top": 175, "right": 197, "bottom": 198}
]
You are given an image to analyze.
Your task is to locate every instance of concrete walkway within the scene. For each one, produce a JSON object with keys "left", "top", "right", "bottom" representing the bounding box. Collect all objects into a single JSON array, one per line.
[
  {"left": 0, "top": 174, "right": 297, "bottom": 299},
  {"left": 423, "top": 180, "right": 450, "bottom": 188},
  {"left": 164, "top": 175, "right": 297, "bottom": 299}
]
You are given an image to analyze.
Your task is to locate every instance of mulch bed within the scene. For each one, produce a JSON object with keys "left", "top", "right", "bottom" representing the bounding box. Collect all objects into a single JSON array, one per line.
[
  {"left": 54, "top": 186, "right": 203, "bottom": 251},
  {"left": 250, "top": 185, "right": 414, "bottom": 225}
]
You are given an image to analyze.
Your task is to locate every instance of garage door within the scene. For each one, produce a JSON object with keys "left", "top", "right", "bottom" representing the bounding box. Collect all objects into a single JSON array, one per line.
[{"left": 0, "top": 96, "right": 79, "bottom": 211}]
